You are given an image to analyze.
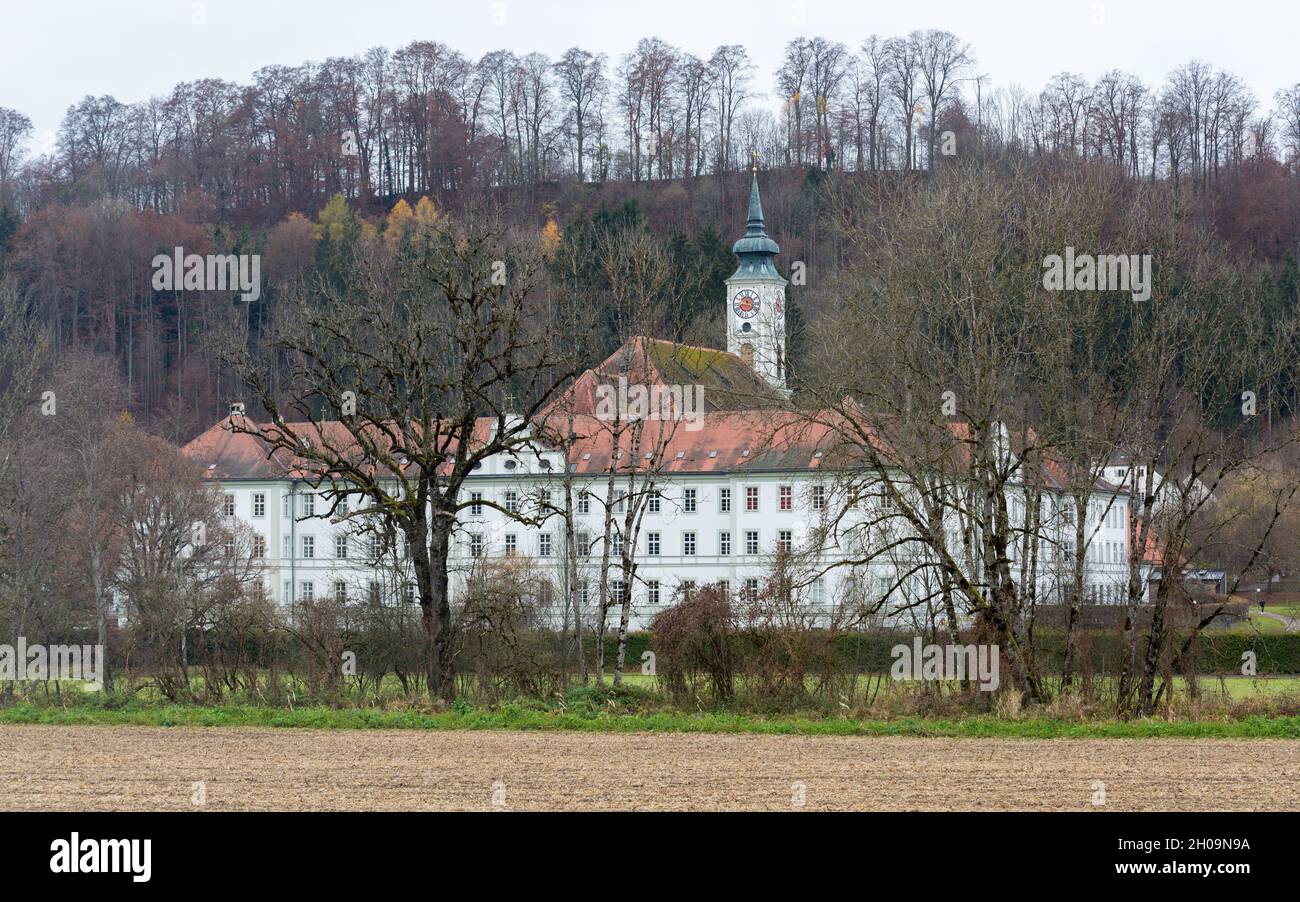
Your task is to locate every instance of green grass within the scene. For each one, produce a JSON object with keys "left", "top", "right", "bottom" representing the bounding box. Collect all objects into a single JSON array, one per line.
[{"left": 2, "top": 701, "right": 1299, "bottom": 739}]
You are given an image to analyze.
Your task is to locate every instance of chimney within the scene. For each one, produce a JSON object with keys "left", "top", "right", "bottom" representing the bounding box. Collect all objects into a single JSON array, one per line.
[{"left": 229, "top": 401, "right": 246, "bottom": 419}]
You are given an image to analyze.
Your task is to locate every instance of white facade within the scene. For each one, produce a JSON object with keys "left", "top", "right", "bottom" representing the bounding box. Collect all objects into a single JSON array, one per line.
[{"left": 211, "top": 459, "right": 1136, "bottom": 630}]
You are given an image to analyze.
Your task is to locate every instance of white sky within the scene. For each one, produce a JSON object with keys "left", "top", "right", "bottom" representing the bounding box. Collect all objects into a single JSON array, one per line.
[{"left": 4, "top": 0, "right": 1298, "bottom": 156}]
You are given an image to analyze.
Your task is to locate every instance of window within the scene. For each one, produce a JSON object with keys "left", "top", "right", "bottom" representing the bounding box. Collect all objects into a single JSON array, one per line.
[
  {"left": 302, "top": 494, "right": 315, "bottom": 517},
  {"left": 719, "top": 531, "right": 732, "bottom": 555},
  {"left": 811, "top": 579, "right": 825, "bottom": 604},
  {"left": 300, "top": 581, "right": 314, "bottom": 602},
  {"left": 470, "top": 492, "right": 483, "bottom": 516},
  {"left": 504, "top": 491, "right": 519, "bottom": 514},
  {"left": 504, "top": 534, "right": 517, "bottom": 557},
  {"left": 335, "top": 535, "right": 348, "bottom": 559},
  {"left": 683, "top": 488, "right": 697, "bottom": 513},
  {"left": 743, "top": 578, "right": 759, "bottom": 602},
  {"left": 613, "top": 491, "right": 626, "bottom": 514},
  {"left": 252, "top": 493, "right": 265, "bottom": 517},
  {"left": 812, "top": 485, "right": 827, "bottom": 511},
  {"left": 283, "top": 580, "right": 292, "bottom": 602},
  {"left": 878, "top": 487, "right": 893, "bottom": 510},
  {"left": 683, "top": 531, "right": 697, "bottom": 556},
  {"left": 718, "top": 579, "right": 730, "bottom": 598},
  {"left": 745, "top": 530, "right": 759, "bottom": 555},
  {"left": 337, "top": 497, "right": 349, "bottom": 516},
  {"left": 252, "top": 535, "right": 266, "bottom": 558},
  {"left": 648, "top": 580, "right": 660, "bottom": 604},
  {"left": 647, "top": 531, "right": 660, "bottom": 556},
  {"left": 779, "top": 485, "right": 792, "bottom": 511},
  {"left": 282, "top": 494, "right": 292, "bottom": 517},
  {"left": 282, "top": 535, "right": 292, "bottom": 559},
  {"left": 368, "top": 581, "right": 380, "bottom": 604},
  {"left": 539, "top": 534, "right": 552, "bottom": 557},
  {"left": 681, "top": 580, "right": 696, "bottom": 598},
  {"left": 334, "top": 581, "right": 347, "bottom": 602},
  {"left": 648, "top": 491, "right": 661, "bottom": 513},
  {"left": 611, "top": 580, "right": 626, "bottom": 605},
  {"left": 576, "top": 532, "right": 591, "bottom": 557},
  {"left": 469, "top": 533, "right": 484, "bottom": 558},
  {"left": 778, "top": 529, "right": 792, "bottom": 552},
  {"left": 223, "top": 493, "right": 235, "bottom": 517},
  {"left": 302, "top": 536, "right": 315, "bottom": 559},
  {"left": 719, "top": 487, "right": 732, "bottom": 513},
  {"left": 222, "top": 536, "right": 235, "bottom": 557},
  {"left": 578, "top": 492, "right": 591, "bottom": 515},
  {"left": 745, "top": 486, "right": 759, "bottom": 512},
  {"left": 403, "top": 582, "right": 416, "bottom": 605},
  {"left": 612, "top": 532, "right": 624, "bottom": 556},
  {"left": 369, "top": 535, "right": 382, "bottom": 559}
]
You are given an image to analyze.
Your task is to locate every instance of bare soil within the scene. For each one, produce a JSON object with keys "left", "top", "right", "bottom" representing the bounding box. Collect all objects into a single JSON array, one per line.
[{"left": 0, "top": 725, "right": 1295, "bottom": 811}]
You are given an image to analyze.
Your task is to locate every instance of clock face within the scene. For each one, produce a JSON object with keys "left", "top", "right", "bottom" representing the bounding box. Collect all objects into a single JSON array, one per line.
[{"left": 732, "top": 289, "right": 760, "bottom": 319}]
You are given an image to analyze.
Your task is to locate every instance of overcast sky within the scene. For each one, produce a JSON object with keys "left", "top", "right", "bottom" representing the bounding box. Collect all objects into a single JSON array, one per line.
[{"left": 4, "top": 0, "right": 1297, "bottom": 155}]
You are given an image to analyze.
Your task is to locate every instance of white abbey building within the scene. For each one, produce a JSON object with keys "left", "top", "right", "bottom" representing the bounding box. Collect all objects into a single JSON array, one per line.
[{"left": 184, "top": 173, "right": 1143, "bottom": 628}]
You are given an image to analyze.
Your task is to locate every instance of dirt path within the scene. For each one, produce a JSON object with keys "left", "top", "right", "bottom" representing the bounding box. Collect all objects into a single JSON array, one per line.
[{"left": 0, "top": 725, "right": 1295, "bottom": 811}]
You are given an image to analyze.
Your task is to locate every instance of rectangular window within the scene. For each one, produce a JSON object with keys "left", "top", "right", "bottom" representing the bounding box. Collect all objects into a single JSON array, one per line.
[
  {"left": 719, "top": 487, "right": 732, "bottom": 513},
  {"left": 683, "top": 531, "right": 696, "bottom": 556},
  {"left": 743, "top": 578, "right": 759, "bottom": 602},
  {"left": 302, "top": 536, "right": 315, "bottom": 559},
  {"left": 470, "top": 533, "right": 484, "bottom": 558},
  {"left": 335, "top": 534, "right": 348, "bottom": 558},
  {"left": 539, "top": 534, "right": 552, "bottom": 557},
  {"left": 812, "top": 485, "right": 826, "bottom": 511},
  {"left": 223, "top": 493, "right": 235, "bottom": 517},
  {"left": 300, "top": 581, "right": 314, "bottom": 602},
  {"left": 745, "top": 530, "right": 759, "bottom": 555},
  {"left": 403, "top": 582, "right": 416, "bottom": 605},
  {"left": 369, "top": 535, "right": 381, "bottom": 559},
  {"left": 334, "top": 580, "right": 347, "bottom": 602},
  {"left": 719, "top": 531, "right": 731, "bottom": 556},
  {"left": 282, "top": 535, "right": 292, "bottom": 559},
  {"left": 337, "top": 496, "right": 349, "bottom": 516},
  {"left": 718, "top": 579, "right": 730, "bottom": 598},
  {"left": 779, "top": 485, "right": 792, "bottom": 511},
  {"left": 504, "top": 534, "right": 517, "bottom": 557},
  {"left": 778, "top": 529, "right": 792, "bottom": 552},
  {"left": 611, "top": 580, "right": 626, "bottom": 605},
  {"left": 504, "top": 490, "right": 519, "bottom": 514},
  {"left": 683, "top": 488, "right": 697, "bottom": 513},
  {"left": 302, "top": 494, "right": 315, "bottom": 517},
  {"left": 252, "top": 493, "right": 265, "bottom": 517},
  {"left": 878, "top": 487, "right": 893, "bottom": 510},
  {"left": 811, "top": 579, "right": 825, "bottom": 604},
  {"left": 648, "top": 491, "right": 661, "bottom": 513},
  {"left": 647, "top": 531, "right": 660, "bottom": 556},
  {"left": 745, "top": 486, "right": 759, "bottom": 512},
  {"left": 470, "top": 491, "right": 483, "bottom": 516},
  {"left": 576, "top": 532, "right": 591, "bottom": 557},
  {"left": 368, "top": 581, "right": 380, "bottom": 604},
  {"left": 614, "top": 491, "right": 626, "bottom": 514},
  {"left": 282, "top": 494, "right": 292, "bottom": 517},
  {"left": 648, "top": 580, "right": 660, "bottom": 605},
  {"left": 283, "top": 580, "right": 292, "bottom": 602},
  {"left": 252, "top": 535, "right": 266, "bottom": 558},
  {"left": 578, "top": 491, "right": 591, "bottom": 515}
]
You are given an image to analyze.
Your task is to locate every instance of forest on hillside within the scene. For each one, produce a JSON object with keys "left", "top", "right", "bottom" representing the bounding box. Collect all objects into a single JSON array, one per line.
[{"left": 1, "top": 29, "right": 1299, "bottom": 438}]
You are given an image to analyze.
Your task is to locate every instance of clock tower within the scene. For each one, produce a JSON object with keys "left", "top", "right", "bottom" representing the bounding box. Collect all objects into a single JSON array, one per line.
[{"left": 727, "top": 162, "right": 788, "bottom": 392}]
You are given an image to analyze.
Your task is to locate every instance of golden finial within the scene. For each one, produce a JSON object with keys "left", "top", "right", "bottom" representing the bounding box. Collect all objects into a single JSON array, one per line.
[{"left": 751, "top": 150, "right": 758, "bottom": 173}]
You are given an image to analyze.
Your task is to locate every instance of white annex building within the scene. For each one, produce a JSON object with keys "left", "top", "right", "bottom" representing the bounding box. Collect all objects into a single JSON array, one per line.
[{"left": 184, "top": 173, "right": 1144, "bottom": 629}]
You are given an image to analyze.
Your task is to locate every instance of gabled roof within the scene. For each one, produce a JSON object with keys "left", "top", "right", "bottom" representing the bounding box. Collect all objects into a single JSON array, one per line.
[{"left": 551, "top": 336, "right": 784, "bottom": 418}]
